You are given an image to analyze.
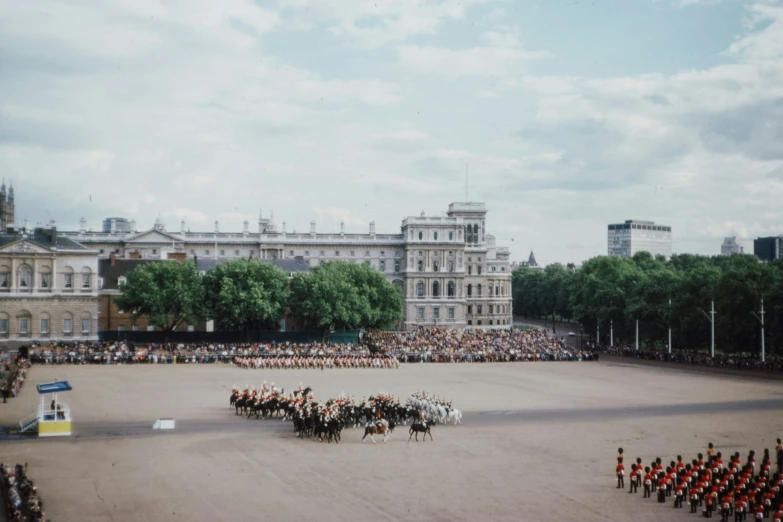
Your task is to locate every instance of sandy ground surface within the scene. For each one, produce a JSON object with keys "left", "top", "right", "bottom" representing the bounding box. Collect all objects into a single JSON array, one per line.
[{"left": 1, "top": 361, "right": 782, "bottom": 522}]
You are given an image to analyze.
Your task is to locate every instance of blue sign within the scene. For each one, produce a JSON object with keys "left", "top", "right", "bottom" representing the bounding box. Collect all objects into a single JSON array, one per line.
[{"left": 36, "top": 381, "right": 73, "bottom": 394}]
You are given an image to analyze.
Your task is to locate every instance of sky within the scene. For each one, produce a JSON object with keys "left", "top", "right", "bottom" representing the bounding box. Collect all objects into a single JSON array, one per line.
[{"left": 1, "top": 0, "right": 782, "bottom": 265}]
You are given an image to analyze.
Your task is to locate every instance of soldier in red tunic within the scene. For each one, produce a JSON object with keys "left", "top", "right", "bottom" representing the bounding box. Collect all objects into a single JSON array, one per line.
[
  {"left": 629, "top": 464, "right": 638, "bottom": 494},
  {"left": 616, "top": 457, "right": 625, "bottom": 489},
  {"left": 644, "top": 467, "right": 653, "bottom": 498}
]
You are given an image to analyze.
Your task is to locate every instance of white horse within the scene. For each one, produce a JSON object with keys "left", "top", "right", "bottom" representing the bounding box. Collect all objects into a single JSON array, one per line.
[{"left": 446, "top": 408, "right": 462, "bottom": 425}]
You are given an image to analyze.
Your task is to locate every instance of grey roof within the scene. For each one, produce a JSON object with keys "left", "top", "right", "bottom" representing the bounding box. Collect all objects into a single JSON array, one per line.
[
  {"left": 196, "top": 257, "right": 311, "bottom": 274},
  {"left": 0, "top": 230, "right": 91, "bottom": 251},
  {"left": 98, "top": 258, "right": 160, "bottom": 290},
  {"left": 528, "top": 250, "right": 538, "bottom": 266}
]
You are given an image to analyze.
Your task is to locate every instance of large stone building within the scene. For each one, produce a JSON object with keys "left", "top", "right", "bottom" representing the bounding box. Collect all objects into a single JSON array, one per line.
[
  {"left": 607, "top": 219, "right": 672, "bottom": 259},
  {"left": 0, "top": 224, "right": 99, "bottom": 348},
  {"left": 62, "top": 202, "right": 513, "bottom": 330},
  {"left": 721, "top": 236, "right": 744, "bottom": 256}
]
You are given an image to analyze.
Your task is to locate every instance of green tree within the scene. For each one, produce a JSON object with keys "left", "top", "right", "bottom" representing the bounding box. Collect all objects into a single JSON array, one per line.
[
  {"left": 202, "top": 260, "right": 290, "bottom": 331},
  {"left": 289, "top": 261, "right": 403, "bottom": 334},
  {"left": 116, "top": 260, "right": 204, "bottom": 332}
]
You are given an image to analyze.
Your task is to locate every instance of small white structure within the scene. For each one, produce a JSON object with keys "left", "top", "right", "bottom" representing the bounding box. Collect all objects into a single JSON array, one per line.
[
  {"left": 19, "top": 381, "right": 73, "bottom": 437},
  {"left": 152, "top": 418, "right": 175, "bottom": 430}
]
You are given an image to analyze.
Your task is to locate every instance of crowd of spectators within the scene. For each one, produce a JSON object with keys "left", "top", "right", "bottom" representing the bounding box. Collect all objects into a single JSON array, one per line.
[
  {"left": 603, "top": 346, "right": 783, "bottom": 373},
  {"left": 367, "top": 328, "right": 597, "bottom": 362},
  {"left": 23, "top": 328, "right": 596, "bottom": 367},
  {"left": 1, "top": 359, "right": 30, "bottom": 402},
  {"left": 1, "top": 463, "right": 48, "bottom": 522}
]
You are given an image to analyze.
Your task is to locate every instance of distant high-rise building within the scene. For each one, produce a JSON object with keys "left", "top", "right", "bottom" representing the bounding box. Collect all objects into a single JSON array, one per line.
[
  {"left": 607, "top": 220, "right": 672, "bottom": 259},
  {"left": 102, "top": 217, "right": 132, "bottom": 234},
  {"left": 754, "top": 235, "right": 783, "bottom": 262},
  {"left": 721, "top": 236, "right": 744, "bottom": 256},
  {"left": 0, "top": 179, "right": 15, "bottom": 231}
]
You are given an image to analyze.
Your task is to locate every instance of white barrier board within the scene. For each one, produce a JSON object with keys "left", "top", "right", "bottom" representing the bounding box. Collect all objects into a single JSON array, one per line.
[{"left": 152, "top": 419, "right": 176, "bottom": 430}]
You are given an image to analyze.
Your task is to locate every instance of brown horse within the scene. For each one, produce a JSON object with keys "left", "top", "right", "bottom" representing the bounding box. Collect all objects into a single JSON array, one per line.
[
  {"left": 408, "top": 421, "right": 434, "bottom": 442},
  {"left": 362, "top": 419, "right": 396, "bottom": 443}
]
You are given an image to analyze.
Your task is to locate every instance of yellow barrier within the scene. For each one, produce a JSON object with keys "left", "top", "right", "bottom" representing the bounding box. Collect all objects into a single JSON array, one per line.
[{"left": 38, "top": 421, "right": 72, "bottom": 437}]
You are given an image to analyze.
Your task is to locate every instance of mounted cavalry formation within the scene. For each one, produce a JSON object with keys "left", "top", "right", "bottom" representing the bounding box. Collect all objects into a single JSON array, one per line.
[{"left": 228, "top": 384, "right": 460, "bottom": 443}]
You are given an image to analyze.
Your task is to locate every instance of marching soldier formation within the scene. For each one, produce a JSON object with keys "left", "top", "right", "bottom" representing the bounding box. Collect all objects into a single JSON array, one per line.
[
  {"left": 615, "top": 441, "right": 783, "bottom": 521},
  {"left": 1, "top": 463, "right": 48, "bottom": 522}
]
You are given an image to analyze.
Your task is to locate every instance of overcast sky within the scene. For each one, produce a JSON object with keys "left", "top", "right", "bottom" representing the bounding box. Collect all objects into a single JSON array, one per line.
[{"left": 2, "top": 0, "right": 782, "bottom": 265}]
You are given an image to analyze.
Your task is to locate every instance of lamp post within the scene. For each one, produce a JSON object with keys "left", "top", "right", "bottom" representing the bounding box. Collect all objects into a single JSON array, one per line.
[
  {"left": 699, "top": 301, "right": 716, "bottom": 358},
  {"left": 752, "top": 299, "right": 765, "bottom": 363},
  {"left": 635, "top": 318, "right": 639, "bottom": 351},
  {"left": 668, "top": 298, "right": 672, "bottom": 354},
  {"left": 610, "top": 319, "right": 613, "bottom": 347}
]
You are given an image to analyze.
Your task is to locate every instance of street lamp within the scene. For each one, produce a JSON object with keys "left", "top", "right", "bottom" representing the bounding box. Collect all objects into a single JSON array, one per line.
[
  {"left": 699, "top": 301, "right": 716, "bottom": 358},
  {"left": 752, "top": 298, "right": 765, "bottom": 363}
]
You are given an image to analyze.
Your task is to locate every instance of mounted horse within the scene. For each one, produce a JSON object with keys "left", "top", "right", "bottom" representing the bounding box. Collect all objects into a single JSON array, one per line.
[
  {"left": 408, "top": 421, "right": 434, "bottom": 442},
  {"left": 363, "top": 419, "right": 395, "bottom": 444}
]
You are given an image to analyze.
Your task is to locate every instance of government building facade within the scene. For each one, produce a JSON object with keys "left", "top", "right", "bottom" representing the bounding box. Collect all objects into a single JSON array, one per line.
[{"left": 62, "top": 202, "right": 512, "bottom": 330}]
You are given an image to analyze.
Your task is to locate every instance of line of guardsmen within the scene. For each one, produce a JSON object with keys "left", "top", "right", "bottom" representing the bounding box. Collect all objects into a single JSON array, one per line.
[{"left": 615, "top": 440, "right": 783, "bottom": 521}]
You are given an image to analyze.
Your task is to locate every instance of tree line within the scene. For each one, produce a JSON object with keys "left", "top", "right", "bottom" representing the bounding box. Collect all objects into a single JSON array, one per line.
[
  {"left": 115, "top": 259, "right": 404, "bottom": 334},
  {"left": 512, "top": 252, "right": 783, "bottom": 355}
]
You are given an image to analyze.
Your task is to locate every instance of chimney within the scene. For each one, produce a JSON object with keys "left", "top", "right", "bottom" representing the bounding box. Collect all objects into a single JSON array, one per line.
[
  {"left": 110, "top": 252, "right": 116, "bottom": 266},
  {"left": 130, "top": 219, "right": 136, "bottom": 232},
  {"left": 340, "top": 221, "right": 345, "bottom": 235},
  {"left": 79, "top": 217, "right": 86, "bottom": 233},
  {"left": 282, "top": 221, "right": 286, "bottom": 233},
  {"left": 243, "top": 220, "right": 249, "bottom": 234},
  {"left": 110, "top": 218, "right": 116, "bottom": 233},
  {"left": 24, "top": 217, "right": 30, "bottom": 232},
  {"left": 181, "top": 220, "right": 186, "bottom": 234},
  {"left": 214, "top": 220, "right": 219, "bottom": 233},
  {"left": 310, "top": 221, "right": 316, "bottom": 235},
  {"left": 370, "top": 221, "right": 376, "bottom": 237}
]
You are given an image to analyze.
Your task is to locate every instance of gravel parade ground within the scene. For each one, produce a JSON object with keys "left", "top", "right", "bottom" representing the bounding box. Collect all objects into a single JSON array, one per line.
[{"left": 1, "top": 362, "right": 782, "bottom": 522}]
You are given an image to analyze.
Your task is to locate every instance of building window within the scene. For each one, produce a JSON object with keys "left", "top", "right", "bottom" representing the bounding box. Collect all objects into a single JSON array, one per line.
[
  {"left": 447, "top": 281, "right": 455, "bottom": 297},
  {"left": 417, "top": 281, "right": 424, "bottom": 297},
  {"left": 417, "top": 307, "right": 424, "bottom": 319},
  {"left": 99, "top": 249, "right": 105, "bottom": 254},
  {"left": 41, "top": 273, "right": 51, "bottom": 288},
  {"left": 132, "top": 325, "right": 139, "bottom": 331},
  {"left": 394, "top": 261, "right": 400, "bottom": 272},
  {"left": 433, "top": 307, "right": 439, "bottom": 319},
  {"left": 118, "top": 276, "right": 127, "bottom": 286},
  {"left": 489, "top": 320, "right": 494, "bottom": 325},
  {"left": 63, "top": 318, "right": 73, "bottom": 334},
  {"left": 496, "top": 286, "right": 500, "bottom": 296},
  {"left": 320, "top": 250, "right": 325, "bottom": 256},
  {"left": 97, "top": 277, "right": 103, "bottom": 290},
  {"left": 478, "top": 305, "right": 483, "bottom": 314},
  {"left": 467, "top": 305, "right": 472, "bottom": 314},
  {"left": 468, "top": 266, "right": 472, "bottom": 275},
  {"left": 236, "top": 250, "right": 241, "bottom": 256},
  {"left": 82, "top": 274, "right": 91, "bottom": 288},
  {"left": 0, "top": 272, "right": 7, "bottom": 288},
  {"left": 40, "top": 318, "right": 49, "bottom": 334},
  {"left": 188, "top": 325, "right": 195, "bottom": 332},
  {"left": 473, "top": 224, "right": 479, "bottom": 241},
  {"left": 205, "top": 250, "right": 210, "bottom": 255},
  {"left": 477, "top": 266, "right": 482, "bottom": 275},
  {"left": 19, "top": 266, "right": 32, "bottom": 288},
  {"left": 448, "top": 261, "right": 454, "bottom": 272},
  {"left": 449, "top": 232, "right": 453, "bottom": 240},
  {"left": 477, "top": 284, "right": 482, "bottom": 297},
  {"left": 152, "top": 249, "right": 157, "bottom": 255},
  {"left": 19, "top": 318, "right": 29, "bottom": 334},
  {"left": 434, "top": 232, "right": 438, "bottom": 241},
  {"left": 432, "top": 281, "right": 439, "bottom": 297},
  {"left": 82, "top": 318, "right": 90, "bottom": 333},
  {"left": 350, "top": 251, "right": 355, "bottom": 257},
  {"left": 418, "top": 231, "right": 423, "bottom": 240},
  {"left": 220, "top": 250, "right": 225, "bottom": 256},
  {"left": 467, "top": 284, "right": 472, "bottom": 297},
  {"left": 489, "top": 286, "right": 493, "bottom": 296},
  {"left": 379, "top": 261, "right": 386, "bottom": 272},
  {"left": 448, "top": 307, "right": 454, "bottom": 319},
  {"left": 118, "top": 325, "right": 125, "bottom": 332},
  {"left": 433, "top": 261, "right": 439, "bottom": 272},
  {"left": 418, "top": 260, "right": 423, "bottom": 271},
  {"left": 115, "top": 249, "right": 120, "bottom": 254},
  {"left": 365, "top": 251, "right": 370, "bottom": 257},
  {"left": 64, "top": 274, "right": 73, "bottom": 289},
  {"left": 477, "top": 320, "right": 482, "bottom": 326},
  {"left": 0, "top": 319, "right": 7, "bottom": 334},
  {"left": 492, "top": 266, "right": 496, "bottom": 272},
  {"left": 489, "top": 304, "right": 494, "bottom": 314},
  {"left": 380, "top": 251, "right": 385, "bottom": 257},
  {"left": 319, "top": 260, "right": 324, "bottom": 266},
  {"left": 147, "top": 326, "right": 155, "bottom": 332},
  {"left": 97, "top": 301, "right": 102, "bottom": 313}
]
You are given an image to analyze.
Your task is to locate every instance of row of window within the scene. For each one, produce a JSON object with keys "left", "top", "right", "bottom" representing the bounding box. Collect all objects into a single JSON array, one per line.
[
  {"left": 467, "top": 319, "right": 508, "bottom": 326},
  {"left": 416, "top": 231, "right": 455, "bottom": 241},
  {"left": 414, "top": 282, "right": 509, "bottom": 298},
  {"left": 0, "top": 270, "right": 91, "bottom": 289},
  {"left": 416, "top": 307, "right": 455, "bottom": 320},
  {"left": 114, "top": 325, "right": 196, "bottom": 332},
  {"left": 466, "top": 304, "right": 509, "bottom": 315},
  {"left": 0, "top": 318, "right": 90, "bottom": 336}
]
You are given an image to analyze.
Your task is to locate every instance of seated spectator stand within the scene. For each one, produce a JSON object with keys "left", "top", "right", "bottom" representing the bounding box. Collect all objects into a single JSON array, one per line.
[{"left": 19, "top": 381, "right": 73, "bottom": 437}]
